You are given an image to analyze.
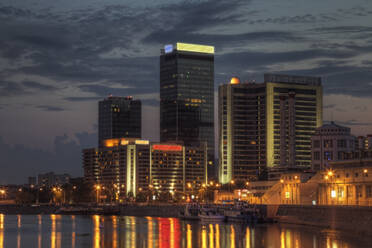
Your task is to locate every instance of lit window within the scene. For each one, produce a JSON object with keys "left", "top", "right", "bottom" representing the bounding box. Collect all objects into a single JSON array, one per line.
[
  {"left": 331, "top": 190, "right": 336, "bottom": 198},
  {"left": 285, "top": 192, "right": 290, "bottom": 199}
]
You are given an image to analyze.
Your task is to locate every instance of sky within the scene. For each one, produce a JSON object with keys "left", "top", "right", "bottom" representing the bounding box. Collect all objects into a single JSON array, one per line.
[{"left": 1, "top": 0, "right": 372, "bottom": 184}]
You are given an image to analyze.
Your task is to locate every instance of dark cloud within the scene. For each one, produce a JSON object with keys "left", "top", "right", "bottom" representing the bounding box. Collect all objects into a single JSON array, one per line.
[
  {"left": 0, "top": 81, "right": 27, "bottom": 96},
  {"left": 337, "top": 120, "right": 372, "bottom": 126},
  {"left": 36, "top": 105, "right": 65, "bottom": 112},
  {"left": 78, "top": 83, "right": 156, "bottom": 97},
  {"left": 311, "top": 26, "right": 372, "bottom": 34},
  {"left": 0, "top": 131, "right": 97, "bottom": 184},
  {"left": 22, "top": 81, "right": 58, "bottom": 91},
  {"left": 143, "top": 31, "right": 304, "bottom": 48},
  {"left": 63, "top": 96, "right": 102, "bottom": 102},
  {"left": 247, "top": 14, "right": 334, "bottom": 25}
]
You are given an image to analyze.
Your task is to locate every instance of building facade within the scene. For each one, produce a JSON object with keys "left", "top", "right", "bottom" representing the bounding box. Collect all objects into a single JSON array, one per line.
[
  {"left": 160, "top": 42, "right": 215, "bottom": 177},
  {"left": 98, "top": 96, "right": 141, "bottom": 146},
  {"left": 218, "top": 77, "right": 267, "bottom": 183},
  {"left": 83, "top": 138, "right": 207, "bottom": 199},
  {"left": 311, "top": 122, "right": 355, "bottom": 171},
  {"left": 37, "top": 172, "right": 71, "bottom": 187},
  {"left": 219, "top": 74, "right": 323, "bottom": 184}
]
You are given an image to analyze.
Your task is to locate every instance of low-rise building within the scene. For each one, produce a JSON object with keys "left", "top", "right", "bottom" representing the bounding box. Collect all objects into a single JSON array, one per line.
[
  {"left": 311, "top": 122, "right": 355, "bottom": 171},
  {"left": 262, "top": 159, "right": 372, "bottom": 206},
  {"left": 83, "top": 138, "right": 207, "bottom": 199}
]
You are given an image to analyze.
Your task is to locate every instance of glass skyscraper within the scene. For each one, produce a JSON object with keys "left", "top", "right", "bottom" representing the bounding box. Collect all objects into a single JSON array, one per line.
[
  {"left": 160, "top": 42, "right": 215, "bottom": 177},
  {"left": 98, "top": 96, "right": 141, "bottom": 146}
]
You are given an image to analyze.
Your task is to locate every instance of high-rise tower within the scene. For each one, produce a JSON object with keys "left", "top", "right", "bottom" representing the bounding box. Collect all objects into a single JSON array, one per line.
[
  {"left": 160, "top": 42, "right": 215, "bottom": 177},
  {"left": 98, "top": 96, "right": 141, "bottom": 146},
  {"left": 218, "top": 74, "right": 323, "bottom": 183}
]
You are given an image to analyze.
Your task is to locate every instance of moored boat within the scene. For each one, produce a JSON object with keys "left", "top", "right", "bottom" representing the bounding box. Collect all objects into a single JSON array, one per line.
[{"left": 198, "top": 208, "right": 225, "bottom": 222}]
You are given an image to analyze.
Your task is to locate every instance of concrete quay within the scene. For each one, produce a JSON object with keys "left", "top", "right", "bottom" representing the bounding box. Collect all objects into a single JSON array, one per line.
[{"left": 270, "top": 204, "right": 372, "bottom": 234}]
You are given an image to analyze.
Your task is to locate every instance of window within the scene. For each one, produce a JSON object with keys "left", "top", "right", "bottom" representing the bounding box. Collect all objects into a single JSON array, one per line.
[
  {"left": 347, "top": 186, "right": 353, "bottom": 197},
  {"left": 324, "top": 151, "right": 333, "bottom": 160},
  {"left": 313, "top": 140, "right": 320, "bottom": 148},
  {"left": 356, "top": 185, "right": 363, "bottom": 198},
  {"left": 338, "top": 187, "right": 344, "bottom": 198},
  {"left": 338, "top": 152, "right": 344, "bottom": 160},
  {"left": 324, "top": 140, "right": 333, "bottom": 148},
  {"left": 337, "top": 139, "right": 347, "bottom": 148},
  {"left": 313, "top": 152, "right": 320, "bottom": 160},
  {"left": 367, "top": 186, "right": 372, "bottom": 198}
]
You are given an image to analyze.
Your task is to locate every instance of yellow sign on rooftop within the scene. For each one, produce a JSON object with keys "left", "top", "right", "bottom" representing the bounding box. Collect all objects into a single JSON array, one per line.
[{"left": 176, "top": 42, "right": 214, "bottom": 54}]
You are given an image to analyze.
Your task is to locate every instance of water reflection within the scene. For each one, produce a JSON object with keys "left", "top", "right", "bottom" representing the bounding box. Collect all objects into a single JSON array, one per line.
[
  {"left": 0, "top": 214, "right": 4, "bottom": 248},
  {"left": 0, "top": 215, "right": 370, "bottom": 247}
]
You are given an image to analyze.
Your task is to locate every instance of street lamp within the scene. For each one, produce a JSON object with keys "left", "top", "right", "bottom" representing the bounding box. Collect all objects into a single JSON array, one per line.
[
  {"left": 95, "top": 185, "right": 101, "bottom": 204},
  {"left": 0, "top": 189, "right": 5, "bottom": 200}
]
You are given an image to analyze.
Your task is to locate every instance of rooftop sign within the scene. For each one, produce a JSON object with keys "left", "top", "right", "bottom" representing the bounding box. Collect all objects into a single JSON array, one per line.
[
  {"left": 164, "top": 44, "right": 173, "bottom": 53},
  {"left": 176, "top": 42, "right": 214, "bottom": 54},
  {"left": 152, "top": 144, "right": 183, "bottom": 152}
]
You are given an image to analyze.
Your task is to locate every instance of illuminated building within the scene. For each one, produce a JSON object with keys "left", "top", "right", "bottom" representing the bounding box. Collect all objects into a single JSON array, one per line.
[
  {"left": 218, "top": 74, "right": 323, "bottom": 184},
  {"left": 98, "top": 96, "right": 141, "bottom": 147},
  {"left": 260, "top": 157, "right": 372, "bottom": 206},
  {"left": 37, "top": 172, "right": 70, "bottom": 187},
  {"left": 83, "top": 138, "right": 150, "bottom": 197},
  {"left": 160, "top": 42, "right": 215, "bottom": 178},
  {"left": 311, "top": 122, "right": 355, "bottom": 171},
  {"left": 218, "top": 77, "right": 267, "bottom": 183},
  {"left": 356, "top": 135, "right": 372, "bottom": 151},
  {"left": 83, "top": 138, "right": 207, "bottom": 198}
]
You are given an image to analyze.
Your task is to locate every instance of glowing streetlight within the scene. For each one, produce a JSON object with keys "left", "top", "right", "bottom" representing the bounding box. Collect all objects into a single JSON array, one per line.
[
  {"left": 364, "top": 169, "right": 368, "bottom": 174},
  {"left": 327, "top": 171, "right": 333, "bottom": 177},
  {"left": 280, "top": 179, "right": 284, "bottom": 183},
  {"left": 95, "top": 185, "right": 101, "bottom": 204}
]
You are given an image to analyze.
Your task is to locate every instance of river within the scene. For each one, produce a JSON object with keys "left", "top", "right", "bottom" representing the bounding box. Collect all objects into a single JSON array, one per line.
[{"left": 0, "top": 214, "right": 371, "bottom": 247}]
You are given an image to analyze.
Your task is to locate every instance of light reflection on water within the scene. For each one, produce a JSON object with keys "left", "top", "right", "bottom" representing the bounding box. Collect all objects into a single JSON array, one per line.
[{"left": 0, "top": 214, "right": 369, "bottom": 247}]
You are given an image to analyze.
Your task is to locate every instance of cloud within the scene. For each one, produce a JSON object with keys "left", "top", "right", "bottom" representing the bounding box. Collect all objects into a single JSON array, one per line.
[
  {"left": 0, "top": 132, "right": 97, "bottom": 184},
  {"left": 0, "top": 81, "right": 27, "bottom": 96},
  {"left": 22, "top": 81, "right": 58, "bottom": 91},
  {"left": 337, "top": 120, "right": 372, "bottom": 126},
  {"left": 63, "top": 96, "right": 102, "bottom": 102},
  {"left": 36, "top": 105, "right": 65, "bottom": 112}
]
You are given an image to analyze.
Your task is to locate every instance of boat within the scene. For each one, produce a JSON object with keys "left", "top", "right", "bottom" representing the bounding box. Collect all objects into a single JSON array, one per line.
[
  {"left": 198, "top": 208, "right": 225, "bottom": 222},
  {"left": 179, "top": 203, "right": 200, "bottom": 220},
  {"left": 224, "top": 209, "right": 257, "bottom": 223}
]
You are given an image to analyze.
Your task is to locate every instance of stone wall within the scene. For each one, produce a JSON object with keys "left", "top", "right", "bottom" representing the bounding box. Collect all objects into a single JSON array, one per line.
[{"left": 274, "top": 205, "right": 372, "bottom": 234}]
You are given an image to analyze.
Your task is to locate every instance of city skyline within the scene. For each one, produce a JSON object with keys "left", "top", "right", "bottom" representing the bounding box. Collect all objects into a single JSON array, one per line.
[{"left": 1, "top": 0, "right": 372, "bottom": 183}]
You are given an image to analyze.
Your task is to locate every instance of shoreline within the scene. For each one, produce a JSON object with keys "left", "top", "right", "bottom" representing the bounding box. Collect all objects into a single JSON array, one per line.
[{"left": 2, "top": 203, "right": 372, "bottom": 234}]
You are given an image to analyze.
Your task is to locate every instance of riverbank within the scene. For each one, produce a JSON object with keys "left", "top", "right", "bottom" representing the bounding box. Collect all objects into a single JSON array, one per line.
[
  {"left": 272, "top": 204, "right": 372, "bottom": 234},
  {"left": 0, "top": 204, "right": 184, "bottom": 216},
  {"left": 2, "top": 203, "right": 372, "bottom": 234}
]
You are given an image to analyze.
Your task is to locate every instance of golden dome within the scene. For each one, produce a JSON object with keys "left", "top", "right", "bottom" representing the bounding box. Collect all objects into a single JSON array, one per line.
[{"left": 230, "top": 77, "right": 240, "bottom": 84}]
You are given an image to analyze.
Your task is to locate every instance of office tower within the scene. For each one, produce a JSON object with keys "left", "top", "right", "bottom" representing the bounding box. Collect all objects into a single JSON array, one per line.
[
  {"left": 219, "top": 74, "right": 323, "bottom": 184},
  {"left": 219, "top": 77, "right": 267, "bottom": 183},
  {"left": 98, "top": 96, "right": 141, "bottom": 146},
  {"left": 311, "top": 122, "right": 355, "bottom": 171},
  {"left": 83, "top": 138, "right": 207, "bottom": 198},
  {"left": 160, "top": 42, "right": 215, "bottom": 177}
]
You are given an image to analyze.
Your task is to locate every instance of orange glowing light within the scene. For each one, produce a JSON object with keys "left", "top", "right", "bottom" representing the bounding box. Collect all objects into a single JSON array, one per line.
[
  {"left": 152, "top": 144, "right": 182, "bottom": 152},
  {"left": 230, "top": 77, "right": 240, "bottom": 85}
]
